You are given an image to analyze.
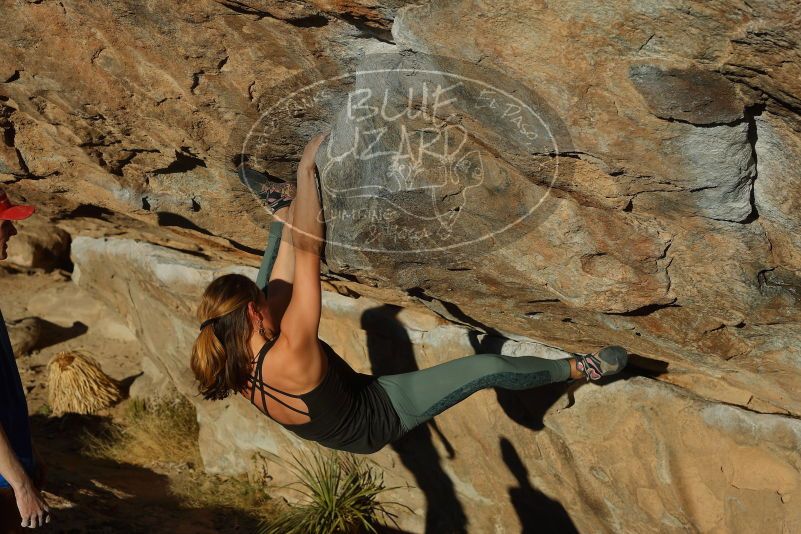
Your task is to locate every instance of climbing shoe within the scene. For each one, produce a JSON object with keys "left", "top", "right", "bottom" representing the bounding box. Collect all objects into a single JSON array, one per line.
[
  {"left": 574, "top": 346, "right": 628, "bottom": 381},
  {"left": 237, "top": 165, "right": 296, "bottom": 215}
]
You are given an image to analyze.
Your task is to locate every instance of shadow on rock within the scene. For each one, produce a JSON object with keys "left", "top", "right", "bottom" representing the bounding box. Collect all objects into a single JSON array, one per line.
[
  {"left": 362, "top": 305, "right": 468, "bottom": 534},
  {"left": 6, "top": 317, "right": 88, "bottom": 356},
  {"left": 155, "top": 211, "right": 261, "bottom": 255},
  {"left": 500, "top": 437, "right": 578, "bottom": 534},
  {"left": 467, "top": 330, "right": 576, "bottom": 431},
  {"left": 117, "top": 371, "right": 144, "bottom": 397},
  {"left": 625, "top": 353, "right": 669, "bottom": 379},
  {"left": 468, "top": 331, "right": 659, "bottom": 428},
  {"left": 35, "top": 319, "right": 89, "bottom": 351}
]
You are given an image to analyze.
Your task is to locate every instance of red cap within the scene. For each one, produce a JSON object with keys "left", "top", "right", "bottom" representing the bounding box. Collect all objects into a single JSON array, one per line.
[{"left": 0, "top": 191, "right": 35, "bottom": 220}]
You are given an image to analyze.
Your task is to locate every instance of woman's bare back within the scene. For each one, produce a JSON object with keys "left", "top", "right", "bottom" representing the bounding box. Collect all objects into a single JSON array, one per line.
[{"left": 240, "top": 335, "right": 327, "bottom": 426}]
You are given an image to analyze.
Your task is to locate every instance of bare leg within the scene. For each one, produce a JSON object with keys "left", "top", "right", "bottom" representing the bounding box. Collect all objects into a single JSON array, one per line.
[{"left": 568, "top": 357, "right": 582, "bottom": 379}]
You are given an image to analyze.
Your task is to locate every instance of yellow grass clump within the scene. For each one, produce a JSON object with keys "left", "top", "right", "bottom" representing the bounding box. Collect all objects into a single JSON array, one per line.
[
  {"left": 86, "top": 396, "right": 201, "bottom": 466},
  {"left": 47, "top": 351, "right": 123, "bottom": 415}
]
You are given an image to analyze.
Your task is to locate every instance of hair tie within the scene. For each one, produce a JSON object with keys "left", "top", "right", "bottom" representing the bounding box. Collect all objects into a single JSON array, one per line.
[{"left": 200, "top": 317, "right": 217, "bottom": 331}]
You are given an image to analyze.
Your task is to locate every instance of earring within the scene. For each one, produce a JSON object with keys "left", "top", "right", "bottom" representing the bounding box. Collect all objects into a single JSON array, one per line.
[{"left": 258, "top": 322, "right": 266, "bottom": 338}]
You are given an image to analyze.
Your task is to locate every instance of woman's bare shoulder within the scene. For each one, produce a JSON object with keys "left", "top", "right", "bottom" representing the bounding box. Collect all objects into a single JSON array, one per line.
[{"left": 261, "top": 334, "right": 327, "bottom": 394}]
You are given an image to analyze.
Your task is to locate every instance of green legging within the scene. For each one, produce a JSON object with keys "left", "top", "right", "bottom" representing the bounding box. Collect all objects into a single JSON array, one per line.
[
  {"left": 256, "top": 219, "right": 285, "bottom": 294},
  {"left": 377, "top": 355, "right": 570, "bottom": 433},
  {"left": 256, "top": 219, "right": 572, "bottom": 435}
]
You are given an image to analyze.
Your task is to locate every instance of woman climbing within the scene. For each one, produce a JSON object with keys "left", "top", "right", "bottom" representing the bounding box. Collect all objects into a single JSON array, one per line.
[{"left": 189, "top": 132, "right": 628, "bottom": 454}]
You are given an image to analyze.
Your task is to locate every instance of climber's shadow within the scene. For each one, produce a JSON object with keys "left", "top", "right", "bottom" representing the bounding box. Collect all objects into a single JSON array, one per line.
[
  {"left": 501, "top": 437, "right": 578, "bottom": 534},
  {"left": 363, "top": 305, "right": 468, "bottom": 533},
  {"left": 466, "top": 333, "right": 581, "bottom": 532},
  {"left": 625, "top": 353, "right": 669, "bottom": 379},
  {"left": 467, "top": 332, "right": 575, "bottom": 430},
  {"left": 469, "top": 334, "right": 668, "bottom": 429}
]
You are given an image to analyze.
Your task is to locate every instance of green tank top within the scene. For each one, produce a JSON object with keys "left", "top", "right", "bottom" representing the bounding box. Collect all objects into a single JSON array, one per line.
[{"left": 247, "top": 337, "right": 404, "bottom": 454}]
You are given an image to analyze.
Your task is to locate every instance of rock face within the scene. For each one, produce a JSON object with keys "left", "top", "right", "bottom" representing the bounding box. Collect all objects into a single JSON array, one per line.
[
  {"left": 3, "top": 0, "right": 801, "bottom": 532},
  {"left": 4, "top": 217, "right": 71, "bottom": 271},
  {"left": 70, "top": 235, "right": 801, "bottom": 533},
  {"left": 5, "top": 316, "right": 45, "bottom": 357}
]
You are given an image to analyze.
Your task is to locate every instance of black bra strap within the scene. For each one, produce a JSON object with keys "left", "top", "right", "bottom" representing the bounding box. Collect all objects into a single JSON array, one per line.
[
  {"left": 249, "top": 338, "right": 311, "bottom": 417},
  {"left": 253, "top": 339, "right": 304, "bottom": 396},
  {"left": 247, "top": 377, "right": 311, "bottom": 417}
]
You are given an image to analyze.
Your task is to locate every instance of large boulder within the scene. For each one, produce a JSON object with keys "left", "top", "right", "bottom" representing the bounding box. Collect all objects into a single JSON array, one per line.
[
  {"left": 71, "top": 235, "right": 801, "bottom": 533},
  {"left": 3, "top": 0, "right": 801, "bottom": 531},
  {"left": 4, "top": 316, "right": 45, "bottom": 357},
  {"left": 5, "top": 217, "right": 71, "bottom": 271}
]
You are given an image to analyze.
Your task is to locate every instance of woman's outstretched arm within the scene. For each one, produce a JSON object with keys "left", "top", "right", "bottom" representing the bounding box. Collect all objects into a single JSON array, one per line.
[{"left": 279, "top": 132, "right": 329, "bottom": 353}]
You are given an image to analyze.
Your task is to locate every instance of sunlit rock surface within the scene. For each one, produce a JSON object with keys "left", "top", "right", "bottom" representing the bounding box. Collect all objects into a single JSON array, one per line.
[
  {"left": 3, "top": 0, "right": 801, "bottom": 531},
  {"left": 71, "top": 235, "right": 801, "bottom": 533}
]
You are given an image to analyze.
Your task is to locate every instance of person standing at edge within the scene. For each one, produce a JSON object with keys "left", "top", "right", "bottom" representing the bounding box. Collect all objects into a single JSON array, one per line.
[{"left": 0, "top": 187, "right": 50, "bottom": 531}]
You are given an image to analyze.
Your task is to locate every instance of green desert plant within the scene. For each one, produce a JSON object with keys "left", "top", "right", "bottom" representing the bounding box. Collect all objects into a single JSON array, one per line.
[{"left": 260, "top": 448, "right": 411, "bottom": 534}]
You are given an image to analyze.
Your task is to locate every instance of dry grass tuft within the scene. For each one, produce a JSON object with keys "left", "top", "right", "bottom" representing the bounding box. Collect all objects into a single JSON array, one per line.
[
  {"left": 85, "top": 396, "right": 201, "bottom": 467},
  {"left": 47, "top": 351, "right": 122, "bottom": 415},
  {"left": 84, "top": 395, "right": 274, "bottom": 516}
]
